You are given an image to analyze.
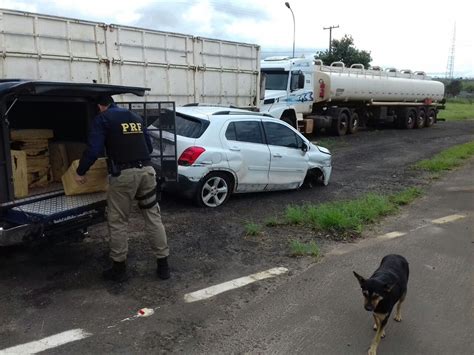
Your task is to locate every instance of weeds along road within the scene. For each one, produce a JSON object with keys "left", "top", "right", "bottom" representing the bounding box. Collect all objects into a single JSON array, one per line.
[{"left": 0, "top": 120, "right": 473, "bottom": 353}]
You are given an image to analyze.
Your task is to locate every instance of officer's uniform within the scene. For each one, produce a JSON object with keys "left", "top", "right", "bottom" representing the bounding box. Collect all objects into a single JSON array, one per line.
[{"left": 77, "top": 103, "right": 169, "bottom": 264}]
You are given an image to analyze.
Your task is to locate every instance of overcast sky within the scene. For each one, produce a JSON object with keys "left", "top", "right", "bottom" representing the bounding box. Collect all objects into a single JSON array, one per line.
[{"left": 1, "top": 0, "right": 472, "bottom": 77}]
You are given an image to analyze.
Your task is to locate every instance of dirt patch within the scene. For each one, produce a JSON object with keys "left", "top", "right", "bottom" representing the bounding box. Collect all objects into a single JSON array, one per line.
[{"left": 1, "top": 121, "right": 473, "bottom": 350}]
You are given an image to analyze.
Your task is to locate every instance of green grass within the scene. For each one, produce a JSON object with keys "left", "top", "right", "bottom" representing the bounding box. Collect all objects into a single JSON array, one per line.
[
  {"left": 389, "top": 187, "right": 423, "bottom": 205},
  {"left": 283, "top": 188, "right": 424, "bottom": 237},
  {"left": 264, "top": 217, "right": 280, "bottom": 227},
  {"left": 244, "top": 223, "right": 262, "bottom": 236},
  {"left": 438, "top": 99, "right": 474, "bottom": 120},
  {"left": 414, "top": 141, "right": 474, "bottom": 172},
  {"left": 290, "top": 240, "right": 320, "bottom": 257}
]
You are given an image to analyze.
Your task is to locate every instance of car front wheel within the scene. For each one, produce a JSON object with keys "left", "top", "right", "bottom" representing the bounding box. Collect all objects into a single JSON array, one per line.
[{"left": 195, "top": 172, "right": 232, "bottom": 208}]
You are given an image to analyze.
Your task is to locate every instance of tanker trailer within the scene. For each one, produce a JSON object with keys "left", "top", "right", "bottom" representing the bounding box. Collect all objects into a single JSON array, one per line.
[{"left": 305, "top": 61, "right": 445, "bottom": 135}]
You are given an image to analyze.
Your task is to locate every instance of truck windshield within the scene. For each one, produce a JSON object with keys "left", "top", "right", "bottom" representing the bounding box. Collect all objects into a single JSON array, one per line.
[{"left": 262, "top": 70, "right": 289, "bottom": 90}]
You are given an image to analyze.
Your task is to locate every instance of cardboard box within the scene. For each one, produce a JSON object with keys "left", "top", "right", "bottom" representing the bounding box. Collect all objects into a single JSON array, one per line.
[
  {"left": 11, "top": 150, "right": 28, "bottom": 198},
  {"left": 62, "top": 158, "right": 108, "bottom": 196},
  {"left": 49, "top": 142, "right": 87, "bottom": 182},
  {"left": 10, "top": 129, "right": 54, "bottom": 141}
]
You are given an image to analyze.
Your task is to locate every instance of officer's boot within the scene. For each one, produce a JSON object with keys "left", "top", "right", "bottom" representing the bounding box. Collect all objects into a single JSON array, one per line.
[
  {"left": 103, "top": 261, "right": 128, "bottom": 282},
  {"left": 156, "top": 257, "right": 170, "bottom": 280}
]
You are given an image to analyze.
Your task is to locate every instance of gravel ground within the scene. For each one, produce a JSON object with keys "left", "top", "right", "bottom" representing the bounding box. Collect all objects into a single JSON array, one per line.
[{"left": 0, "top": 120, "right": 473, "bottom": 352}]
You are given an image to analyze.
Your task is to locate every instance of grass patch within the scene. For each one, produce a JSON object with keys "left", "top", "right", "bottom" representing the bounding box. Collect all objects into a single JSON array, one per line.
[
  {"left": 438, "top": 100, "right": 474, "bottom": 120},
  {"left": 290, "top": 240, "right": 320, "bottom": 257},
  {"left": 413, "top": 141, "right": 474, "bottom": 172},
  {"left": 244, "top": 223, "right": 262, "bottom": 236},
  {"left": 389, "top": 187, "right": 423, "bottom": 205},
  {"left": 283, "top": 188, "right": 424, "bottom": 238},
  {"left": 285, "top": 206, "right": 305, "bottom": 225},
  {"left": 265, "top": 217, "right": 280, "bottom": 227}
]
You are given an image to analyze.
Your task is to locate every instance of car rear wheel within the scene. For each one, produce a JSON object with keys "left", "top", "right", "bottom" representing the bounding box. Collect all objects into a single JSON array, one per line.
[{"left": 195, "top": 172, "right": 232, "bottom": 208}]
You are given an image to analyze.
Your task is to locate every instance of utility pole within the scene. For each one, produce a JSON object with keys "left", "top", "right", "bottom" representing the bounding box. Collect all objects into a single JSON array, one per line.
[{"left": 323, "top": 25, "right": 339, "bottom": 54}]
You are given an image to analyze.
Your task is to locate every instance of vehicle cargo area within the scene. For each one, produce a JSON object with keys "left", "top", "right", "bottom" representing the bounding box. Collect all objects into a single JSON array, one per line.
[{"left": 0, "top": 97, "right": 108, "bottom": 237}]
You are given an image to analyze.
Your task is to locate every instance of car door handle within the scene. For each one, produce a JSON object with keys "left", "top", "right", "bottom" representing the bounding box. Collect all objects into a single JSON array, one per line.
[
  {"left": 229, "top": 146, "right": 241, "bottom": 151},
  {"left": 273, "top": 153, "right": 282, "bottom": 158}
]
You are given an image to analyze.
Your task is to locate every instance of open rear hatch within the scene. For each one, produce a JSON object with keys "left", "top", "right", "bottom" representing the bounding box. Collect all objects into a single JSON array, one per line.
[{"left": 0, "top": 81, "right": 177, "bottom": 245}]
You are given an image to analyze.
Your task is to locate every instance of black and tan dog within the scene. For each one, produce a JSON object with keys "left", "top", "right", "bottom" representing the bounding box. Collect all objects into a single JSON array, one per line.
[{"left": 353, "top": 254, "right": 409, "bottom": 355}]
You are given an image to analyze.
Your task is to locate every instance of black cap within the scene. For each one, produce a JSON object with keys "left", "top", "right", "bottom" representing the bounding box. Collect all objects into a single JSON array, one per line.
[{"left": 95, "top": 95, "right": 114, "bottom": 106}]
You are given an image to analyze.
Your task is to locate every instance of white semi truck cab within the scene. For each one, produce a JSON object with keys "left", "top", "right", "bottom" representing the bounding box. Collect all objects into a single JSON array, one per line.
[
  {"left": 260, "top": 56, "right": 445, "bottom": 135},
  {"left": 260, "top": 57, "right": 315, "bottom": 128}
]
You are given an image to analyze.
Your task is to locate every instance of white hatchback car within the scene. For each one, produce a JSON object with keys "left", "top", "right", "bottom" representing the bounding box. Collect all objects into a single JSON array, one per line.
[{"left": 162, "top": 105, "right": 332, "bottom": 207}]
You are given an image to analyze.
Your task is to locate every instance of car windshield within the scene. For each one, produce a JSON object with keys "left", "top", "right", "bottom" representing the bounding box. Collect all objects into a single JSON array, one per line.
[{"left": 262, "top": 70, "right": 289, "bottom": 90}]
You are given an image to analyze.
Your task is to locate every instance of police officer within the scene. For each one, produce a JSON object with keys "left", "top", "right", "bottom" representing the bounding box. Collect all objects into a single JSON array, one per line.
[{"left": 74, "top": 95, "right": 170, "bottom": 282}]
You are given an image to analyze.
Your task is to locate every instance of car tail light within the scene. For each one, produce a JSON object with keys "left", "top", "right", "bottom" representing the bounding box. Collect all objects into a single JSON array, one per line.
[{"left": 178, "top": 146, "right": 206, "bottom": 166}]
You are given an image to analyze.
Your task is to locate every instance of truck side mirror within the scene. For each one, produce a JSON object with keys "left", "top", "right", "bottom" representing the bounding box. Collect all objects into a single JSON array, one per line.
[
  {"left": 259, "top": 73, "right": 266, "bottom": 100},
  {"left": 298, "top": 73, "right": 305, "bottom": 89}
]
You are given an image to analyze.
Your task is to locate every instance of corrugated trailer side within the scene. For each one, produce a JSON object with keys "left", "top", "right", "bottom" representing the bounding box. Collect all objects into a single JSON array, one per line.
[
  {"left": 0, "top": 9, "right": 260, "bottom": 107},
  {"left": 0, "top": 9, "right": 109, "bottom": 83},
  {"left": 104, "top": 24, "right": 260, "bottom": 106}
]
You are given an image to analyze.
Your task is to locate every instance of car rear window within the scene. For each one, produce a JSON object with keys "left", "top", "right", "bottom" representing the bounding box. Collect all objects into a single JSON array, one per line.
[{"left": 175, "top": 113, "right": 209, "bottom": 138}]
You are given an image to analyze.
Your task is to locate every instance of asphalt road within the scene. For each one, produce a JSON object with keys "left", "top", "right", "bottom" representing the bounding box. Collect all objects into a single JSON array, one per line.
[{"left": 175, "top": 158, "right": 474, "bottom": 354}]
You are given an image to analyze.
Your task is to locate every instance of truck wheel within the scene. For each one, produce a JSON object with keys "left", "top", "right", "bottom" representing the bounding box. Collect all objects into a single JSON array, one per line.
[
  {"left": 332, "top": 112, "right": 349, "bottom": 136},
  {"left": 195, "top": 172, "right": 232, "bottom": 208},
  {"left": 401, "top": 108, "right": 416, "bottom": 129},
  {"left": 425, "top": 109, "right": 436, "bottom": 127},
  {"left": 415, "top": 108, "right": 426, "bottom": 129},
  {"left": 348, "top": 113, "right": 359, "bottom": 134}
]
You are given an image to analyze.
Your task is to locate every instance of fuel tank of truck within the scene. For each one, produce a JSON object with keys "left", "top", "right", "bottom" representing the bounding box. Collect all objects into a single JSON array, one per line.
[{"left": 314, "top": 63, "right": 445, "bottom": 103}]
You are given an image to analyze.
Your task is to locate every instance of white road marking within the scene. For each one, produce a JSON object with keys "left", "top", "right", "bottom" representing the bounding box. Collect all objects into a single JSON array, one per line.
[
  {"left": 378, "top": 231, "right": 406, "bottom": 239},
  {"left": 184, "top": 267, "right": 288, "bottom": 303},
  {"left": 432, "top": 214, "right": 466, "bottom": 224},
  {"left": 0, "top": 329, "right": 91, "bottom": 355}
]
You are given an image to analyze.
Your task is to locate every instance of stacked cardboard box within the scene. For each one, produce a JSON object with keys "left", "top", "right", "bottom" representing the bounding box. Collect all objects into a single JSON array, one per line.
[
  {"left": 10, "top": 129, "right": 54, "bottom": 190},
  {"left": 49, "top": 142, "right": 88, "bottom": 182},
  {"left": 62, "top": 158, "right": 109, "bottom": 196},
  {"left": 10, "top": 150, "right": 28, "bottom": 198}
]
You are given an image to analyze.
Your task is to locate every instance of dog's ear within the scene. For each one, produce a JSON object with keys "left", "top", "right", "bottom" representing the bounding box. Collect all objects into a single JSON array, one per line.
[
  {"left": 384, "top": 283, "right": 395, "bottom": 292},
  {"left": 353, "top": 271, "right": 366, "bottom": 286}
]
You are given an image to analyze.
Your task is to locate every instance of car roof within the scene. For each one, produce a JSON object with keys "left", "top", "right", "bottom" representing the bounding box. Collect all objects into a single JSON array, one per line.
[{"left": 176, "top": 105, "right": 272, "bottom": 121}]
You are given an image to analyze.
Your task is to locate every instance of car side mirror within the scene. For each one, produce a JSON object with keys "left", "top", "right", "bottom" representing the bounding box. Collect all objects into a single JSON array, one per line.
[{"left": 301, "top": 142, "right": 309, "bottom": 153}]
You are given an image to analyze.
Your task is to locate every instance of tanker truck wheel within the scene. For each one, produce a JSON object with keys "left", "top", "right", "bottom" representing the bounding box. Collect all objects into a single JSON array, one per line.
[
  {"left": 415, "top": 108, "right": 426, "bottom": 129},
  {"left": 401, "top": 108, "right": 416, "bottom": 129},
  {"left": 348, "top": 113, "right": 359, "bottom": 134},
  {"left": 425, "top": 109, "right": 436, "bottom": 127},
  {"left": 332, "top": 112, "right": 349, "bottom": 136}
]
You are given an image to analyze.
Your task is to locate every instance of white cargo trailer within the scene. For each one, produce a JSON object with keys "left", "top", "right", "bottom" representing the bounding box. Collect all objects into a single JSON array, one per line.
[
  {"left": 0, "top": 8, "right": 260, "bottom": 107},
  {"left": 260, "top": 57, "right": 445, "bottom": 135}
]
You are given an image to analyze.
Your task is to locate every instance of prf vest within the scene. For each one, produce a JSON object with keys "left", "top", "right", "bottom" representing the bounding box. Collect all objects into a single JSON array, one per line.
[{"left": 102, "top": 106, "right": 151, "bottom": 164}]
